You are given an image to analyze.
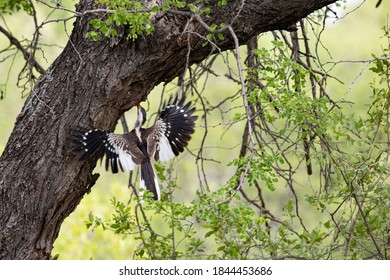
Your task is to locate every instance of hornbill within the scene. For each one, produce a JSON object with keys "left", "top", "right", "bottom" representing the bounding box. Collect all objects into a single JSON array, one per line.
[{"left": 72, "top": 95, "right": 198, "bottom": 200}]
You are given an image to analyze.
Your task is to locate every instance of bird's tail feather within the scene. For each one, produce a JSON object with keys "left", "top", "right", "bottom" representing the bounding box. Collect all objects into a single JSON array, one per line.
[{"left": 140, "top": 160, "right": 160, "bottom": 200}]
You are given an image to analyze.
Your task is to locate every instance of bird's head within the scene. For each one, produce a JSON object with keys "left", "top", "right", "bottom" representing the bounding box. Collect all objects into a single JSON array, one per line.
[{"left": 134, "top": 102, "right": 147, "bottom": 129}]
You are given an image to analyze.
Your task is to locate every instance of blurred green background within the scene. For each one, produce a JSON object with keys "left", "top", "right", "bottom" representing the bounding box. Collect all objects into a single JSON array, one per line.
[{"left": 0, "top": 0, "right": 389, "bottom": 259}]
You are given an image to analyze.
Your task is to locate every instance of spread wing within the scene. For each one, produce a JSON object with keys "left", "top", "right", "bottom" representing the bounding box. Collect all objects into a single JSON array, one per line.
[
  {"left": 146, "top": 96, "right": 198, "bottom": 162},
  {"left": 72, "top": 129, "right": 144, "bottom": 173}
]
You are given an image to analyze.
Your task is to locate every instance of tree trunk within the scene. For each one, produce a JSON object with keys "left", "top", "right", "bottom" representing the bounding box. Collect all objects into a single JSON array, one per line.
[{"left": 0, "top": 0, "right": 336, "bottom": 259}]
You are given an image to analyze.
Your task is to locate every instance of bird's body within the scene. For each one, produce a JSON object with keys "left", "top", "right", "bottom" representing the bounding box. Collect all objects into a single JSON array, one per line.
[{"left": 72, "top": 95, "right": 197, "bottom": 200}]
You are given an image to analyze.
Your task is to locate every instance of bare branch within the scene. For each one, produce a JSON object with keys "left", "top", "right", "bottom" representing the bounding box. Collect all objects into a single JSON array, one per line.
[{"left": 0, "top": 25, "right": 45, "bottom": 75}]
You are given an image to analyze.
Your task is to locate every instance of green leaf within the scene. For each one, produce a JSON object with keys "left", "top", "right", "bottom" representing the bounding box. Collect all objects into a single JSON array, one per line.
[
  {"left": 218, "top": 0, "right": 228, "bottom": 7},
  {"left": 110, "top": 29, "right": 117, "bottom": 37},
  {"left": 199, "top": 7, "right": 211, "bottom": 15},
  {"left": 286, "top": 199, "right": 293, "bottom": 213},
  {"left": 210, "top": 23, "right": 217, "bottom": 32},
  {"left": 151, "top": 5, "right": 160, "bottom": 13},
  {"left": 188, "top": 3, "right": 196, "bottom": 13},
  {"left": 85, "top": 31, "right": 101, "bottom": 41},
  {"left": 90, "top": 19, "right": 102, "bottom": 29},
  {"left": 217, "top": 33, "right": 225, "bottom": 41},
  {"left": 205, "top": 227, "right": 219, "bottom": 238}
]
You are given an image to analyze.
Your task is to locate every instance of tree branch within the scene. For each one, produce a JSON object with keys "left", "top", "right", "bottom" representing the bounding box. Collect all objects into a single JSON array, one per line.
[{"left": 0, "top": 25, "right": 45, "bottom": 75}]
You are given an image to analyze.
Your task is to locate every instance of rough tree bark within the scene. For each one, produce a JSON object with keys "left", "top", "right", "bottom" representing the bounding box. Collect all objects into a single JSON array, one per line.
[{"left": 0, "top": 0, "right": 336, "bottom": 259}]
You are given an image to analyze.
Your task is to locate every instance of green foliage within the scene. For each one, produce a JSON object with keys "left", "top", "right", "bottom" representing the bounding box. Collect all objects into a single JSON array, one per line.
[
  {"left": 0, "top": 0, "right": 32, "bottom": 15},
  {"left": 84, "top": 23, "right": 390, "bottom": 260},
  {"left": 86, "top": 0, "right": 154, "bottom": 41},
  {"left": 368, "top": 26, "right": 390, "bottom": 130},
  {"left": 87, "top": 185, "right": 271, "bottom": 259},
  {"left": 85, "top": 0, "right": 229, "bottom": 41},
  {"left": 197, "top": 190, "right": 270, "bottom": 259},
  {"left": 227, "top": 152, "right": 278, "bottom": 191}
]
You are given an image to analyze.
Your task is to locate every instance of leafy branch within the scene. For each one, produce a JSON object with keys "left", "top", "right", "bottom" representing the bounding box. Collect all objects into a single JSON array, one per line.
[{"left": 85, "top": 11, "right": 390, "bottom": 260}]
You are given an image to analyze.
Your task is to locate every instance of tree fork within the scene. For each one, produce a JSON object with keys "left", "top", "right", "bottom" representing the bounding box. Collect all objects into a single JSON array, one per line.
[{"left": 0, "top": 0, "right": 336, "bottom": 259}]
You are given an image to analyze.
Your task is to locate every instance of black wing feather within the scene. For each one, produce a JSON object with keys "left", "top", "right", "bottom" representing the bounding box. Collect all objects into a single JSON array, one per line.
[
  {"left": 72, "top": 128, "right": 120, "bottom": 173},
  {"left": 158, "top": 96, "right": 198, "bottom": 156}
]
